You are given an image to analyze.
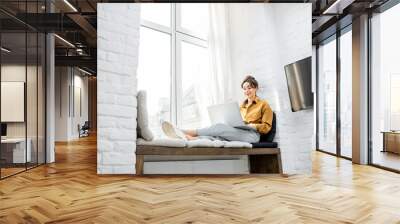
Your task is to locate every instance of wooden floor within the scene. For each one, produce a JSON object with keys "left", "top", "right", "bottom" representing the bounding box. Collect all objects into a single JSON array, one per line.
[
  {"left": 0, "top": 167, "right": 26, "bottom": 178},
  {"left": 1, "top": 135, "right": 400, "bottom": 223},
  {"left": 372, "top": 150, "right": 400, "bottom": 171}
]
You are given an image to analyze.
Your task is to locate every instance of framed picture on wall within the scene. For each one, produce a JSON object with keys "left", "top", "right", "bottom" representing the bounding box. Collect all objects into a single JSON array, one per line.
[{"left": 1, "top": 81, "right": 25, "bottom": 122}]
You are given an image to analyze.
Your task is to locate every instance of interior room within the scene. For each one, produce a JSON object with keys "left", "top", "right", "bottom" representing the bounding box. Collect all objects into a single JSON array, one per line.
[
  {"left": 0, "top": 0, "right": 400, "bottom": 223},
  {"left": 0, "top": 14, "right": 46, "bottom": 178},
  {"left": 130, "top": 3, "right": 312, "bottom": 175}
]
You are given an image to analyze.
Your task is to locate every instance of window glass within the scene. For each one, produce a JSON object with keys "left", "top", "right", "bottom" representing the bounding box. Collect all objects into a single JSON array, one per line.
[
  {"left": 340, "top": 30, "right": 352, "bottom": 158},
  {"left": 371, "top": 4, "right": 400, "bottom": 171},
  {"left": 141, "top": 3, "right": 171, "bottom": 28},
  {"left": 180, "top": 41, "right": 210, "bottom": 129},
  {"left": 318, "top": 38, "right": 337, "bottom": 155},
  {"left": 27, "top": 31, "right": 38, "bottom": 169},
  {"left": 137, "top": 27, "right": 171, "bottom": 138},
  {"left": 179, "top": 3, "right": 209, "bottom": 38}
]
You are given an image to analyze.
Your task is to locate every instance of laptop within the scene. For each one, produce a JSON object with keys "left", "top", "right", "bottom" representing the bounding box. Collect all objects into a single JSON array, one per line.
[{"left": 207, "top": 102, "right": 255, "bottom": 131}]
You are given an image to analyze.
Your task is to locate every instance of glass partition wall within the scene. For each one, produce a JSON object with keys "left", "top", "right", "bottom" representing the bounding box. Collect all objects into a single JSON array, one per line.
[
  {"left": 316, "top": 26, "right": 353, "bottom": 159},
  {"left": 0, "top": 2, "right": 46, "bottom": 179},
  {"left": 370, "top": 3, "right": 400, "bottom": 172}
]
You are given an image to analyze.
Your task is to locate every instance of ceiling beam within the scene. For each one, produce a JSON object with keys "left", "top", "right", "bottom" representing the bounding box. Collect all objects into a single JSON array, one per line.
[
  {"left": 322, "top": 0, "right": 356, "bottom": 14},
  {"left": 67, "top": 13, "right": 97, "bottom": 46},
  {"left": 55, "top": 55, "right": 96, "bottom": 69}
]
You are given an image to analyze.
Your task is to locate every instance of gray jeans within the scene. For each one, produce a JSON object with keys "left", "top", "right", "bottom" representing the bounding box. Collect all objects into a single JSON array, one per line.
[{"left": 196, "top": 123, "right": 260, "bottom": 143}]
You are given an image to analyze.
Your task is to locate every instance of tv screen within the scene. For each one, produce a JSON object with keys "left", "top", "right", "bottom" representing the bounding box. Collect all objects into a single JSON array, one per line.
[{"left": 284, "top": 57, "right": 313, "bottom": 112}]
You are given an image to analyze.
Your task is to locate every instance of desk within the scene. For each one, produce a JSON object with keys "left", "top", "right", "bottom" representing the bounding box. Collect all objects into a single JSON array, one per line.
[
  {"left": 382, "top": 131, "right": 400, "bottom": 154},
  {"left": 1, "top": 138, "right": 31, "bottom": 163}
]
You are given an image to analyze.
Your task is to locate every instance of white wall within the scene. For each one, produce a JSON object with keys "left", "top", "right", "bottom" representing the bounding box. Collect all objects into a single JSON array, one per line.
[
  {"left": 228, "top": 3, "right": 313, "bottom": 174},
  {"left": 97, "top": 4, "right": 140, "bottom": 174},
  {"left": 55, "top": 67, "right": 89, "bottom": 141},
  {"left": 71, "top": 73, "right": 89, "bottom": 138}
]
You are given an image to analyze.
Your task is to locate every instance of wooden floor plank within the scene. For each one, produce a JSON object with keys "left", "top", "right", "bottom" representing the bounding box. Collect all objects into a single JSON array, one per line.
[{"left": 0, "top": 135, "right": 399, "bottom": 223}]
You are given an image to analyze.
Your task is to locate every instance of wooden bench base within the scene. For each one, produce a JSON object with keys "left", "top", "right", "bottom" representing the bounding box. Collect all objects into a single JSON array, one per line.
[{"left": 136, "top": 145, "right": 282, "bottom": 175}]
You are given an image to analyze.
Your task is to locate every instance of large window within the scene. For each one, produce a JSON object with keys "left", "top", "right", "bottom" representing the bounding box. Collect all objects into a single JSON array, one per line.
[
  {"left": 138, "top": 3, "right": 210, "bottom": 136},
  {"left": 370, "top": 3, "right": 400, "bottom": 171},
  {"left": 137, "top": 26, "right": 171, "bottom": 138},
  {"left": 317, "top": 27, "right": 353, "bottom": 159}
]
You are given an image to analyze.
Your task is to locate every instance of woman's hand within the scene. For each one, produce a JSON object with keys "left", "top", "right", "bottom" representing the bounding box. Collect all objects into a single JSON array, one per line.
[{"left": 247, "top": 123, "right": 257, "bottom": 130}]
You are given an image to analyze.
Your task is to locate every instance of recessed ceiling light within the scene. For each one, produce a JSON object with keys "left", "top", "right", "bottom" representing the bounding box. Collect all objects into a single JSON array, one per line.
[
  {"left": 1, "top": 47, "right": 11, "bottom": 53},
  {"left": 54, "top": 34, "right": 75, "bottom": 48},
  {"left": 322, "top": 0, "right": 353, "bottom": 15},
  {"left": 78, "top": 67, "right": 93, "bottom": 76},
  {"left": 63, "top": 0, "right": 78, "bottom": 12}
]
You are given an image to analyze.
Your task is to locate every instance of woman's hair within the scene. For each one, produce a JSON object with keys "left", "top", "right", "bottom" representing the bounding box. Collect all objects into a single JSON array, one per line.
[{"left": 241, "top": 75, "right": 259, "bottom": 89}]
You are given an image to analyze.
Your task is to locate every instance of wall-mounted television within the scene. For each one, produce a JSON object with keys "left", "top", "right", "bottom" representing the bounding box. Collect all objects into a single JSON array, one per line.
[{"left": 284, "top": 57, "right": 313, "bottom": 112}]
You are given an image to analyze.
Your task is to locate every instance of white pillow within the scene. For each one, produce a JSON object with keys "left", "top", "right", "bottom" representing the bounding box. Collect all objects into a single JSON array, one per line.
[
  {"left": 137, "top": 90, "right": 154, "bottom": 141},
  {"left": 137, "top": 138, "right": 186, "bottom": 147}
]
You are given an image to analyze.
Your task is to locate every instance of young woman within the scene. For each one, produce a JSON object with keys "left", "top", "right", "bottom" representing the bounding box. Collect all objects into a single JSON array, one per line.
[{"left": 162, "top": 75, "right": 273, "bottom": 143}]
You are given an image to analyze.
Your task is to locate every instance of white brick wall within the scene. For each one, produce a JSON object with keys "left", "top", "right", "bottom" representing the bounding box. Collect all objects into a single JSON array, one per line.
[
  {"left": 228, "top": 3, "right": 313, "bottom": 174},
  {"left": 97, "top": 4, "right": 140, "bottom": 174}
]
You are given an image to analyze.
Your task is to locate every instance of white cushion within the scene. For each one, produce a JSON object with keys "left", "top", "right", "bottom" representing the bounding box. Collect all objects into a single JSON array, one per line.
[
  {"left": 137, "top": 138, "right": 186, "bottom": 147},
  {"left": 186, "top": 139, "right": 225, "bottom": 148},
  {"left": 137, "top": 138, "right": 251, "bottom": 148},
  {"left": 186, "top": 138, "right": 252, "bottom": 148},
  {"left": 137, "top": 90, "right": 154, "bottom": 141}
]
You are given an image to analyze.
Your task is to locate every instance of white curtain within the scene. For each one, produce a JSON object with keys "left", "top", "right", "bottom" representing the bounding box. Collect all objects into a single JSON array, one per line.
[
  {"left": 190, "top": 3, "right": 235, "bottom": 127},
  {"left": 208, "top": 3, "right": 234, "bottom": 105}
]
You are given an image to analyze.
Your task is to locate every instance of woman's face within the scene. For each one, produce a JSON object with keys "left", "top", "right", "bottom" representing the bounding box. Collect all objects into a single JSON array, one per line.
[{"left": 242, "top": 82, "right": 257, "bottom": 99}]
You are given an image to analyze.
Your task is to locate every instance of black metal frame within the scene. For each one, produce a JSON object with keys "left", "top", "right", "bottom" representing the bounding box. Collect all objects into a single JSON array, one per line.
[
  {"left": 0, "top": 0, "right": 47, "bottom": 180},
  {"left": 367, "top": 11, "right": 373, "bottom": 166},
  {"left": 336, "top": 28, "right": 341, "bottom": 158}
]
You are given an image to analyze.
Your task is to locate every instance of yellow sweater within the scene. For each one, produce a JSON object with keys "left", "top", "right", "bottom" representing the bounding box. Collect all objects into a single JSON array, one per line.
[{"left": 240, "top": 96, "right": 273, "bottom": 134}]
